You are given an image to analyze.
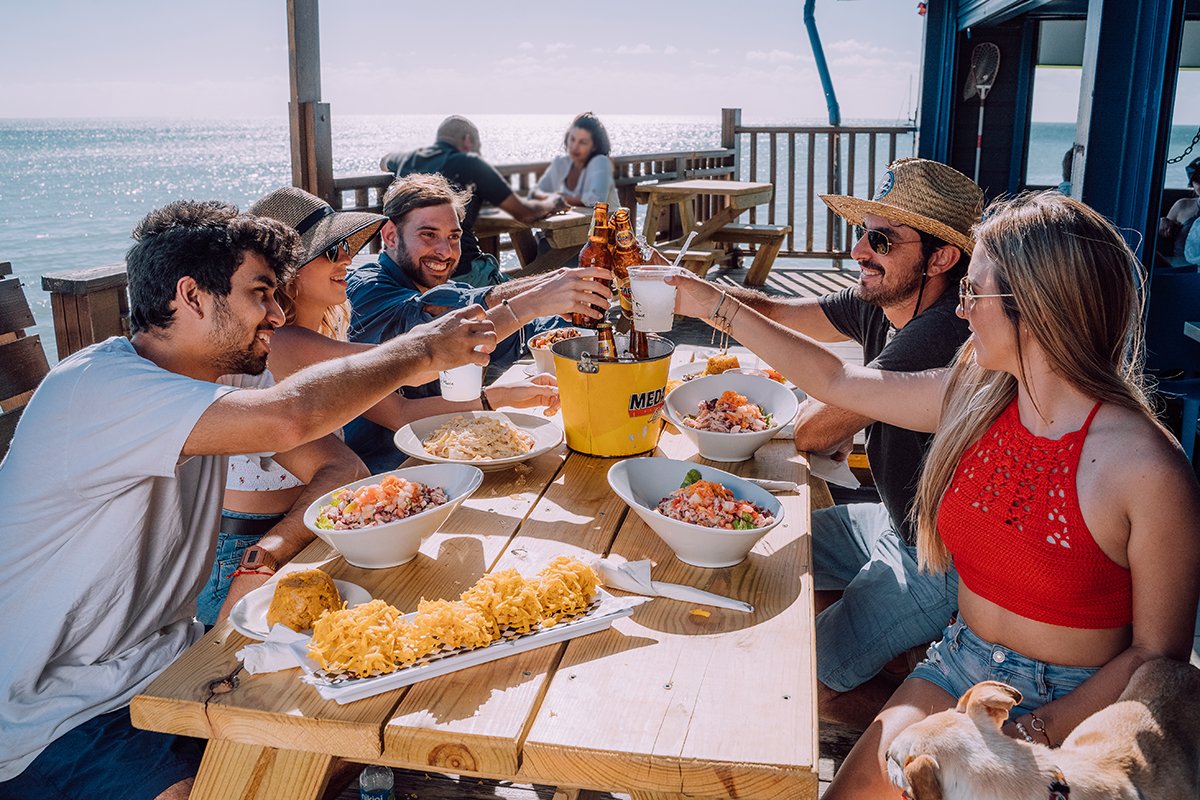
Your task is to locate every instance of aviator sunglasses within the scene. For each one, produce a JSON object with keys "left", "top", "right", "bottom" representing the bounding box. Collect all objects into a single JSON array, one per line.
[
  {"left": 853, "top": 226, "right": 922, "bottom": 256},
  {"left": 323, "top": 239, "right": 350, "bottom": 263},
  {"left": 958, "top": 275, "right": 1015, "bottom": 309}
]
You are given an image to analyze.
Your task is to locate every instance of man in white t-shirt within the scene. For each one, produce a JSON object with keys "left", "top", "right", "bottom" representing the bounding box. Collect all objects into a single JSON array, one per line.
[{"left": 0, "top": 200, "right": 497, "bottom": 800}]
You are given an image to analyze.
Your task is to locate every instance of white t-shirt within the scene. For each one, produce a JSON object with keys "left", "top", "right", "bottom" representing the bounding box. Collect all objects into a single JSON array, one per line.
[
  {"left": 0, "top": 337, "right": 241, "bottom": 779},
  {"left": 537, "top": 154, "right": 620, "bottom": 209}
]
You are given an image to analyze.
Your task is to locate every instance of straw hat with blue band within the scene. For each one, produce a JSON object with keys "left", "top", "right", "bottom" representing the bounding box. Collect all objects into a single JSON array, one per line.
[
  {"left": 249, "top": 186, "right": 386, "bottom": 268},
  {"left": 819, "top": 157, "right": 984, "bottom": 254}
]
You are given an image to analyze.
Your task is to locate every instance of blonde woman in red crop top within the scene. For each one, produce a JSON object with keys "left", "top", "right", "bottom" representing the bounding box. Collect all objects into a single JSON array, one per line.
[{"left": 668, "top": 192, "right": 1200, "bottom": 799}]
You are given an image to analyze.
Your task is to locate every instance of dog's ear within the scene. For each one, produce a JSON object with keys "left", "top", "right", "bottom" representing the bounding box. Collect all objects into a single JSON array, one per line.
[
  {"left": 957, "top": 681, "right": 1022, "bottom": 728},
  {"left": 903, "top": 753, "right": 943, "bottom": 800}
]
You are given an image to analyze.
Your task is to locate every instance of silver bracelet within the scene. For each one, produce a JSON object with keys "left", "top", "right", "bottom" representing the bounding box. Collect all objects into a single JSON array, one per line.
[{"left": 1013, "top": 720, "right": 1035, "bottom": 743}]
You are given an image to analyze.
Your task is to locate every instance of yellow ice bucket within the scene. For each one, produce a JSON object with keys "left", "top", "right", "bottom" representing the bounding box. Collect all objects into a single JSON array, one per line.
[{"left": 552, "top": 334, "right": 674, "bottom": 457}]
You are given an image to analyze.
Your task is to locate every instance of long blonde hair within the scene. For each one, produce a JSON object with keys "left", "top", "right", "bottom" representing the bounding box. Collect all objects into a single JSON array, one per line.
[
  {"left": 913, "top": 192, "right": 1153, "bottom": 572},
  {"left": 276, "top": 273, "right": 351, "bottom": 340}
]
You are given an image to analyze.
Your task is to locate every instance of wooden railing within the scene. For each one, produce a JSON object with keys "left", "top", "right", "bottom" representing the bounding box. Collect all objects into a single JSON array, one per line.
[
  {"left": 38, "top": 109, "right": 916, "bottom": 359},
  {"left": 722, "top": 109, "right": 918, "bottom": 260}
]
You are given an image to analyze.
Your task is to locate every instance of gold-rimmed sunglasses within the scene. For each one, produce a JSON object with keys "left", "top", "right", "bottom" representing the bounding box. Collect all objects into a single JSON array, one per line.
[
  {"left": 323, "top": 239, "right": 350, "bottom": 263},
  {"left": 958, "top": 275, "right": 1015, "bottom": 309},
  {"left": 853, "top": 226, "right": 922, "bottom": 256}
]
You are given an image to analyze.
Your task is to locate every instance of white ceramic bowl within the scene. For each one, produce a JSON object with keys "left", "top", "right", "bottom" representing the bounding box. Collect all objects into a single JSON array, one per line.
[
  {"left": 393, "top": 411, "right": 562, "bottom": 472},
  {"left": 530, "top": 327, "right": 595, "bottom": 375},
  {"left": 664, "top": 373, "right": 799, "bottom": 462},
  {"left": 607, "top": 458, "right": 784, "bottom": 568},
  {"left": 303, "top": 464, "right": 484, "bottom": 568}
]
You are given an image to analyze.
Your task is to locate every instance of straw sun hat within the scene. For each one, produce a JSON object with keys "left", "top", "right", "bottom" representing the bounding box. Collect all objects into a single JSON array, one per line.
[
  {"left": 820, "top": 157, "right": 983, "bottom": 253},
  {"left": 249, "top": 186, "right": 386, "bottom": 268}
]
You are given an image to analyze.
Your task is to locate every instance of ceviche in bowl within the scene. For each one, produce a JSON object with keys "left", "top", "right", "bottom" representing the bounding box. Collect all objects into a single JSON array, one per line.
[
  {"left": 607, "top": 458, "right": 784, "bottom": 568},
  {"left": 664, "top": 373, "right": 799, "bottom": 462},
  {"left": 304, "top": 464, "right": 483, "bottom": 568}
]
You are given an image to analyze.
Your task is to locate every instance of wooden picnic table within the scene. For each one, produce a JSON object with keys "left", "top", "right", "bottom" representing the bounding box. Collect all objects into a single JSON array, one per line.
[
  {"left": 131, "top": 344, "right": 819, "bottom": 800},
  {"left": 634, "top": 180, "right": 784, "bottom": 284},
  {"left": 474, "top": 207, "right": 591, "bottom": 277}
]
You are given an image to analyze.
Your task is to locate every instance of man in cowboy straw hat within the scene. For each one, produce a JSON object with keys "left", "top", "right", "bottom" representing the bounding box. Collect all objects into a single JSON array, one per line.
[
  {"left": 381, "top": 115, "right": 570, "bottom": 287},
  {"left": 0, "top": 200, "right": 496, "bottom": 798},
  {"left": 345, "top": 172, "right": 612, "bottom": 472},
  {"left": 677, "top": 157, "right": 982, "bottom": 726}
]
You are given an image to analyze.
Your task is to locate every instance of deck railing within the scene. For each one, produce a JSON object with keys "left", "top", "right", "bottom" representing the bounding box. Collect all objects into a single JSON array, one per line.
[{"left": 39, "top": 109, "right": 915, "bottom": 359}]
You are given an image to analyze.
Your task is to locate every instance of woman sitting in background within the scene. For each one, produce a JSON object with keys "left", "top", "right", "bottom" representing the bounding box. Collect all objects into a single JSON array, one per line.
[
  {"left": 532, "top": 112, "right": 619, "bottom": 210},
  {"left": 1159, "top": 156, "right": 1200, "bottom": 263},
  {"left": 668, "top": 191, "right": 1200, "bottom": 799},
  {"left": 198, "top": 188, "right": 559, "bottom": 626}
]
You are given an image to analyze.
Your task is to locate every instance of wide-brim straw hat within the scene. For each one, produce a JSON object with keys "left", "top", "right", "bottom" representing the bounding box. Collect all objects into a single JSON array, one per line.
[
  {"left": 820, "top": 158, "right": 983, "bottom": 253},
  {"left": 249, "top": 186, "right": 386, "bottom": 268}
]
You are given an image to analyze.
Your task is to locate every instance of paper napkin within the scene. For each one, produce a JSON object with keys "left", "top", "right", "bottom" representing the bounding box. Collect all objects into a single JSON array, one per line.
[
  {"left": 808, "top": 453, "right": 862, "bottom": 489},
  {"left": 591, "top": 557, "right": 753, "bottom": 613},
  {"left": 235, "top": 624, "right": 307, "bottom": 674}
]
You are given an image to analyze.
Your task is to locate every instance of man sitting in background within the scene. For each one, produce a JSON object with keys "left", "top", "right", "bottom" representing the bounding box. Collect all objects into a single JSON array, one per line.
[
  {"left": 346, "top": 172, "right": 612, "bottom": 472},
  {"left": 381, "top": 115, "right": 569, "bottom": 286},
  {"left": 0, "top": 200, "right": 495, "bottom": 800}
]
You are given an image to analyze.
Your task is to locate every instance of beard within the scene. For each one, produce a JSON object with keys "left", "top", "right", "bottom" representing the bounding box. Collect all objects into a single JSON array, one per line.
[
  {"left": 207, "top": 297, "right": 271, "bottom": 376},
  {"left": 854, "top": 256, "right": 927, "bottom": 307},
  {"left": 390, "top": 237, "right": 455, "bottom": 290}
]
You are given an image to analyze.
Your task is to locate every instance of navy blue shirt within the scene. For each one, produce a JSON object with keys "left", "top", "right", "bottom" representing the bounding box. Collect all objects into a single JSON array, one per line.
[{"left": 344, "top": 251, "right": 565, "bottom": 472}]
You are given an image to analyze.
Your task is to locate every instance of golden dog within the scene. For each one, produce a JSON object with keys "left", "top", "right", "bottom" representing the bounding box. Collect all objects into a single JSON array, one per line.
[{"left": 885, "top": 658, "right": 1200, "bottom": 800}]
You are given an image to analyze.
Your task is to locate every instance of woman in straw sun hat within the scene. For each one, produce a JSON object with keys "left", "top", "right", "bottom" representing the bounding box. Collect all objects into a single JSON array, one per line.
[
  {"left": 668, "top": 191, "right": 1200, "bottom": 798},
  {"left": 198, "top": 187, "right": 559, "bottom": 626}
]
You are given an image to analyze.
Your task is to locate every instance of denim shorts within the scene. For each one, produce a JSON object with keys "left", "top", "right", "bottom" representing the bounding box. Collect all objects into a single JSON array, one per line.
[
  {"left": 0, "top": 706, "right": 205, "bottom": 800},
  {"left": 814, "top": 503, "right": 959, "bottom": 692},
  {"left": 194, "top": 510, "right": 281, "bottom": 626},
  {"left": 909, "top": 616, "right": 1100, "bottom": 718}
]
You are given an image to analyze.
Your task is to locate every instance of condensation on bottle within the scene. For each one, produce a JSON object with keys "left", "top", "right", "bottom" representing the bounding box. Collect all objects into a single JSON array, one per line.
[{"left": 359, "top": 764, "right": 395, "bottom": 800}]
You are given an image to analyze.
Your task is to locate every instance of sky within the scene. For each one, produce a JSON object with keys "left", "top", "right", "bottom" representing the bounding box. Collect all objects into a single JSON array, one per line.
[{"left": 2, "top": 0, "right": 929, "bottom": 122}]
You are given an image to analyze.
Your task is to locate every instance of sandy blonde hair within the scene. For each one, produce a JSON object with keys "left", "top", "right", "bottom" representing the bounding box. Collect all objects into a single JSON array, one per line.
[
  {"left": 913, "top": 192, "right": 1153, "bottom": 572},
  {"left": 276, "top": 281, "right": 350, "bottom": 340}
]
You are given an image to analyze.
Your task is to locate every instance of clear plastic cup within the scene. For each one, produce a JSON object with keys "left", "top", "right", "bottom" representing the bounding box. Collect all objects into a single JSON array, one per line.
[
  {"left": 628, "top": 266, "right": 678, "bottom": 333},
  {"left": 439, "top": 362, "right": 483, "bottom": 401}
]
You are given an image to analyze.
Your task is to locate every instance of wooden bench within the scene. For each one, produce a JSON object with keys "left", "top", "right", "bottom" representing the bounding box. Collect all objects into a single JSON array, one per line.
[
  {"left": 0, "top": 261, "right": 51, "bottom": 459},
  {"left": 709, "top": 222, "right": 792, "bottom": 286},
  {"left": 658, "top": 246, "right": 723, "bottom": 278}
]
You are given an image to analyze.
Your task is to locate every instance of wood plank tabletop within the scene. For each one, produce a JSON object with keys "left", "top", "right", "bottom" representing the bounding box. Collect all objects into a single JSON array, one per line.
[
  {"left": 131, "top": 345, "right": 816, "bottom": 799},
  {"left": 635, "top": 180, "right": 773, "bottom": 198}
]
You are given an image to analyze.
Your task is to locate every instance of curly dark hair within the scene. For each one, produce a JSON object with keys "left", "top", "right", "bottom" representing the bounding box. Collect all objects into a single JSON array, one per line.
[
  {"left": 127, "top": 200, "right": 303, "bottom": 334},
  {"left": 564, "top": 112, "right": 611, "bottom": 164}
]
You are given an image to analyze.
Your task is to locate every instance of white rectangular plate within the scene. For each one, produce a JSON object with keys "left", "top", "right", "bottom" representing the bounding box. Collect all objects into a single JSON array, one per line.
[{"left": 289, "top": 589, "right": 645, "bottom": 704}]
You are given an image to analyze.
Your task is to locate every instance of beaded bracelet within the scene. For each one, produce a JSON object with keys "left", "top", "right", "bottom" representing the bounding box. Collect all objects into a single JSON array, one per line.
[{"left": 1013, "top": 720, "right": 1035, "bottom": 743}]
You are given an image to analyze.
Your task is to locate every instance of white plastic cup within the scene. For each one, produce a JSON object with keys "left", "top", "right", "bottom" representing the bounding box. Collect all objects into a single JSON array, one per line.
[
  {"left": 439, "top": 362, "right": 483, "bottom": 401},
  {"left": 628, "top": 266, "right": 678, "bottom": 333}
]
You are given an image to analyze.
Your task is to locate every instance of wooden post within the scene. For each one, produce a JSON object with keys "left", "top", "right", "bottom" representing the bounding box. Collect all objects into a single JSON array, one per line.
[
  {"left": 721, "top": 107, "right": 742, "bottom": 179},
  {"left": 41, "top": 265, "right": 129, "bottom": 360},
  {"left": 287, "top": 0, "right": 334, "bottom": 203}
]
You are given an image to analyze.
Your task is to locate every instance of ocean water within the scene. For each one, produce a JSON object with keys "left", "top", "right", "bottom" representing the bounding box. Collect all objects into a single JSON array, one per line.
[{"left": 2, "top": 115, "right": 1197, "bottom": 362}]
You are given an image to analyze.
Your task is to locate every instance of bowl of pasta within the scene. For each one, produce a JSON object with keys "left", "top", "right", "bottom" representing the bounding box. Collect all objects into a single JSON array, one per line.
[
  {"left": 393, "top": 411, "right": 562, "bottom": 471},
  {"left": 607, "top": 458, "right": 784, "bottom": 568},
  {"left": 664, "top": 372, "right": 799, "bottom": 462},
  {"left": 304, "top": 464, "right": 484, "bottom": 568}
]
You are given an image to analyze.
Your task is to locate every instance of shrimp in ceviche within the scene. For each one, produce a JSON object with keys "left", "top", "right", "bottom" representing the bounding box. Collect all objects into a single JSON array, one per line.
[
  {"left": 316, "top": 475, "right": 448, "bottom": 530},
  {"left": 682, "top": 390, "right": 774, "bottom": 433},
  {"left": 656, "top": 470, "right": 775, "bottom": 530}
]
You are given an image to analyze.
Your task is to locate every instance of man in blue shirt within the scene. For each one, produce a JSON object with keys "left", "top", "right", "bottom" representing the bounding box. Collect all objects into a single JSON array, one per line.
[{"left": 346, "top": 172, "right": 612, "bottom": 471}]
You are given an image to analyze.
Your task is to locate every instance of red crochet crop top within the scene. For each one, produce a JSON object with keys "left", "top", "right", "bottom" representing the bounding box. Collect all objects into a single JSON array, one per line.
[{"left": 937, "top": 399, "right": 1132, "bottom": 628}]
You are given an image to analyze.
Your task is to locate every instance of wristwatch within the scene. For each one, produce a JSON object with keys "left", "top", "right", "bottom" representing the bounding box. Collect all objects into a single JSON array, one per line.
[{"left": 237, "top": 545, "right": 278, "bottom": 576}]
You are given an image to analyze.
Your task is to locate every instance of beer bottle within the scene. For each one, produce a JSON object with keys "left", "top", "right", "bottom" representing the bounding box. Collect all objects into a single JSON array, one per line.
[
  {"left": 609, "top": 207, "right": 639, "bottom": 320},
  {"left": 573, "top": 203, "right": 612, "bottom": 329},
  {"left": 595, "top": 322, "right": 618, "bottom": 361},
  {"left": 628, "top": 328, "right": 650, "bottom": 361}
]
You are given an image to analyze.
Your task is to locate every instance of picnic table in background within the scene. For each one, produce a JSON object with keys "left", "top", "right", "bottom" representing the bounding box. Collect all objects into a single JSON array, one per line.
[
  {"left": 130, "top": 344, "right": 820, "bottom": 800},
  {"left": 635, "top": 180, "right": 789, "bottom": 286},
  {"left": 475, "top": 207, "right": 591, "bottom": 277}
]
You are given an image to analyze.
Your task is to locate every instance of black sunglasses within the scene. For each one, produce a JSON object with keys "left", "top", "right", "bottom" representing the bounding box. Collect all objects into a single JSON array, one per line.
[
  {"left": 853, "top": 226, "right": 921, "bottom": 256},
  {"left": 323, "top": 239, "right": 350, "bottom": 263}
]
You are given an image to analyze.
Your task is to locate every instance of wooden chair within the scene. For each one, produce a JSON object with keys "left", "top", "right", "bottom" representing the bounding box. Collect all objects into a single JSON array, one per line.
[{"left": 0, "top": 261, "right": 51, "bottom": 459}]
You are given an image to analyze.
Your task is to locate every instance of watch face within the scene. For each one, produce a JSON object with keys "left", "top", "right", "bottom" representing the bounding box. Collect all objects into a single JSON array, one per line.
[{"left": 241, "top": 546, "right": 272, "bottom": 570}]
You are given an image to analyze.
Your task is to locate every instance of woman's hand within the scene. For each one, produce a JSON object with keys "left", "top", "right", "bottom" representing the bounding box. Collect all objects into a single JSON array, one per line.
[
  {"left": 486, "top": 373, "right": 560, "bottom": 416},
  {"left": 665, "top": 270, "right": 722, "bottom": 320}
]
